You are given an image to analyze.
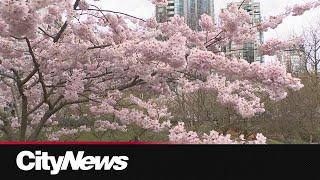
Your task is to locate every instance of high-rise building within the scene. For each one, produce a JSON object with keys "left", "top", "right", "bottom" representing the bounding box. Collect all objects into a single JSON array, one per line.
[
  {"left": 223, "top": 0, "right": 264, "bottom": 63},
  {"left": 277, "top": 45, "right": 306, "bottom": 74},
  {"left": 155, "top": 0, "right": 215, "bottom": 30}
]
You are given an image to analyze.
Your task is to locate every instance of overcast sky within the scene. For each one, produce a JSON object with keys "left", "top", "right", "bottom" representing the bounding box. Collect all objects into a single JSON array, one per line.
[{"left": 97, "top": 0, "right": 320, "bottom": 41}]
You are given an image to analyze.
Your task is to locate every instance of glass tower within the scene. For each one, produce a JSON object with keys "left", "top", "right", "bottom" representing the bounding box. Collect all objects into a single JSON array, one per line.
[
  {"left": 155, "top": 0, "right": 215, "bottom": 31},
  {"left": 223, "top": 0, "right": 264, "bottom": 63}
]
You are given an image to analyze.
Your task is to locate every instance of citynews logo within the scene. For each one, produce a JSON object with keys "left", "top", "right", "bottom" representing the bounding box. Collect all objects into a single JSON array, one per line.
[{"left": 16, "top": 151, "right": 129, "bottom": 175}]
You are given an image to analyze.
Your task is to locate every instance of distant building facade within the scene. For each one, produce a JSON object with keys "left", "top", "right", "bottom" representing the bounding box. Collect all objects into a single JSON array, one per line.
[
  {"left": 223, "top": 0, "right": 264, "bottom": 63},
  {"left": 155, "top": 0, "right": 215, "bottom": 30},
  {"left": 277, "top": 45, "right": 306, "bottom": 74}
]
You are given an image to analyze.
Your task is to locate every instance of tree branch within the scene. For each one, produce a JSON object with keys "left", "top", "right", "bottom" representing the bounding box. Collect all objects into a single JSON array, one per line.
[
  {"left": 28, "top": 98, "right": 89, "bottom": 141},
  {"left": 27, "top": 100, "right": 45, "bottom": 116},
  {"left": 21, "top": 68, "right": 37, "bottom": 84},
  {"left": 25, "top": 38, "right": 53, "bottom": 109},
  {"left": 74, "top": 0, "right": 81, "bottom": 10},
  {"left": 0, "top": 113, "right": 16, "bottom": 140},
  {"left": 53, "top": 22, "right": 68, "bottom": 43},
  {"left": 11, "top": 69, "right": 28, "bottom": 141},
  {"left": 238, "top": 0, "right": 247, "bottom": 10},
  {"left": 0, "top": 71, "right": 16, "bottom": 81},
  {"left": 38, "top": 0, "right": 79, "bottom": 42},
  {"left": 115, "top": 77, "right": 145, "bottom": 91},
  {"left": 38, "top": 27, "right": 55, "bottom": 39},
  {"left": 76, "top": 6, "right": 146, "bottom": 22},
  {"left": 88, "top": 44, "right": 112, "bottom": 50}
]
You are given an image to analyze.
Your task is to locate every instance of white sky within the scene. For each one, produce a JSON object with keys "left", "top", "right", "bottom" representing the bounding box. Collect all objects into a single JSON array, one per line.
[{"left": 97, "top": 0, "right": 320, "bottom": 41}]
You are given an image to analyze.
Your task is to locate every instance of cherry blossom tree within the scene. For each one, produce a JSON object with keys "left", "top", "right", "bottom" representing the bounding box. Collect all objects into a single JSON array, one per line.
[{"left": 0, "top": 0, "right": 318, "bottom": 143}]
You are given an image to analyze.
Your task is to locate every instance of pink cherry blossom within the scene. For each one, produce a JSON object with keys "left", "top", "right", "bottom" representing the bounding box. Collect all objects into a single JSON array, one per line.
[
  {"left": 199, "top": 14, "right": 215, "bottom": 31},
  {"left": 169, "top": 122, "right": 267, "bottom": 144}
]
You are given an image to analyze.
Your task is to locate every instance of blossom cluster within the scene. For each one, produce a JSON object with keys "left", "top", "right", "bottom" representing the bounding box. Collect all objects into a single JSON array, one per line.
[
  {"left": 259, "top": 38, "right": 304, "bottom": 56},
  {"left": 259, "top": 1, "right": 320, "bottom": 31},
  {"left": 94, "top": 120, "right": 127, "bottom": 132},
  {"left": 169, "top": 122, "right": 267, "bottom": 144},
  {"left": 48, "top": 125, "right": 91, "bottom": 141},
  {"left": 219, "top": 3, "right": 257, "bottom": 44}
]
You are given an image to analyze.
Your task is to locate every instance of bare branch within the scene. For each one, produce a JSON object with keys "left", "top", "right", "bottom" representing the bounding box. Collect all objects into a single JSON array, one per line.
[
  {"left": 53, "top": 21, "right": 68, "bottom": 43},
  {"left": 22, "top": 68, "right": 37, "bottom": 84},
  {"left": 74, "top": 0, "right": 81, "bottom": 10},
  {"left": 38, "top": 27, "right": 55, "bottom": 39},
  {"left": 0, "top": 71, "right": 16, "bottom": 81},
  {"left": 25, "top": 38, "right": 53, "bottom": 109},
  {"left": 116, "top": 77, "right": 145, "bottom": 91},
  {"left": 28, "top": 98, "right": 89, "bottom": 141},
  {"left": 76, "top": 5, "right": 146, "bottom": 22},
  {"left": 88, "top": 44, "right": 112, "bottom": 50},
  {"left": 27, "top": 100, "right": 45, "bottom": 116},
  {"left": 205, "top": 31, "right": 225, "bottom": 48},
  {"left": 10, "top": 68, "right": 28, "bottom": 141},
  {"left": 238, "top": 0, "right": 247, "bottom": 9}
]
